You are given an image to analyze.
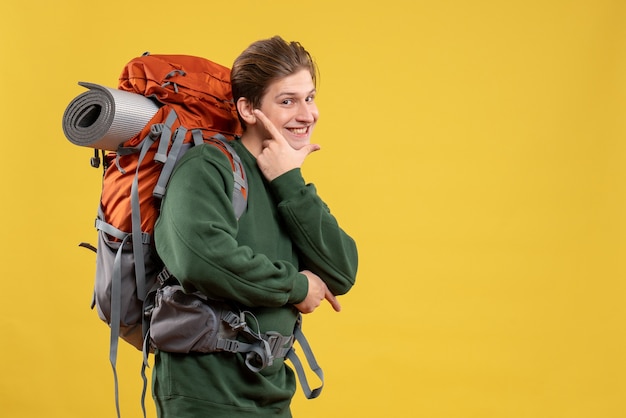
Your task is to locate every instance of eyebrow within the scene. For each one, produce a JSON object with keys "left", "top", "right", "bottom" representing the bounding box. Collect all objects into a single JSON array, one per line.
[{"left": 274, "top": 89, "right": 317, "bottom": 100}]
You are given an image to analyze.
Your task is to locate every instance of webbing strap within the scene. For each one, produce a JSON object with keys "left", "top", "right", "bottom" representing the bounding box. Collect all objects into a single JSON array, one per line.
[
  {"left": 214, "top": 338, "right": 268, "bottom": 373},
  {"left": 140, "top": 333, "right": 151, "bottom": 418},
  {"left": 191, "top": 128, "right": 204, "bottom": 146},
  {"left": 95, "top": 210, "right": 150, "bottom": 245},
  {"left": 154, "top": 110, "right": 177, "bottom": 163},
  {"left": 286, "top": 316, "right": 324, "bottom": 399},
  {"left": 129, "top": 137, "right": 156, "bottom": 415},
  {"left": 245, "top": 340, "right": 273, "bottom": 373},
  {"left": 140, "top": 361, "right": 148, "bottom": 418},
  {"left": 95, "top": 219, "right": 125, "bottom": 241},
  {"left": 219, "top": 310, "right": 300, "bottom": 373},
  {"left": 153, "top": 124, "right": 187, "bottom": 198},
  {"left": 130, "top": 137, "right": 155, "bottom": 304},
  {"left": 218, "top": 311, "right": 320, "bottom": 396},
  {"left": 96, "top": 136, "right": 153, "bottom": 418},
  {"left": 109, "top": 232, "right": 132, "bottom": 418},
  {"left": 92, "top": 206, "right": 132, "bottom": 418}
]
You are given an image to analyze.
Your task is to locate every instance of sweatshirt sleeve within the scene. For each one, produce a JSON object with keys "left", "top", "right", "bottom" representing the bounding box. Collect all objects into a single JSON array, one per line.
[
  {"left": 270, "top": 168, "right": 359, "bottom": 296},
  {"left": 154, "top": 145, "right": 308, "bottom": 307}
]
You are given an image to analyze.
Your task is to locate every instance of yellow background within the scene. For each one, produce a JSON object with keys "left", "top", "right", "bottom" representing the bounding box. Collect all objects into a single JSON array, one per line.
[{"left": 1, "top": 0, "right": 625, "bottom": 417}]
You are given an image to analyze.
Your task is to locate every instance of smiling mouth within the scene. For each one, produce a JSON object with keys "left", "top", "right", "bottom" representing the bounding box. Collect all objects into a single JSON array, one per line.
[{"left": 287, "top": 127, "right": 309, "bottom": 135}]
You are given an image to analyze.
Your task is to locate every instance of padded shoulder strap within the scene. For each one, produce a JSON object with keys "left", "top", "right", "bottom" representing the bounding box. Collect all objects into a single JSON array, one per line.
[{"left": 207, "top": 135, "right": 248, "bottom": 220}]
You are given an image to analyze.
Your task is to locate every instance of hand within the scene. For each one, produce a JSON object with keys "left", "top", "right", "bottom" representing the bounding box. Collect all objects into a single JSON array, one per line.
[
  {"left": 295, "top": 270, "right": 341, "bottom": 314},
  {"left": 254, "top": 109, "right": 320, "bottom": 181}
]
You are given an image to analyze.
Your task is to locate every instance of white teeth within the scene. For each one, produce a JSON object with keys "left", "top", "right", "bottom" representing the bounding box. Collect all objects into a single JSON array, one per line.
[{"left": 289, "top": 127, "right": 307, "bottom": 135}]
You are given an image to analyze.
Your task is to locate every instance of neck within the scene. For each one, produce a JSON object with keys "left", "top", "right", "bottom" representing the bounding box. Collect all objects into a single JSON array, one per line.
[{"left": 240, "top": 129, "right": 264, "bottom": 158}]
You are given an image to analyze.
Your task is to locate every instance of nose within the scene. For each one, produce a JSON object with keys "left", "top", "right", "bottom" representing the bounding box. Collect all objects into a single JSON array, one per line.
[{"left": 297, "top": 102, "right": 318, "bottom": 123}]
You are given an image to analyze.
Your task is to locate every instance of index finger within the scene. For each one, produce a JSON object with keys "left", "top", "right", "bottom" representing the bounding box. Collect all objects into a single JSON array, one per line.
[{"left": 325, "top": 288, "right": 342, "bottom": 312}]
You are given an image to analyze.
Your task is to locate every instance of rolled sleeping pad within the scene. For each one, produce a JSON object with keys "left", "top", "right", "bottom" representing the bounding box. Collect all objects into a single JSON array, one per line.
[{"left": 62, "top": 82, "right": 160, "bottom": 150}]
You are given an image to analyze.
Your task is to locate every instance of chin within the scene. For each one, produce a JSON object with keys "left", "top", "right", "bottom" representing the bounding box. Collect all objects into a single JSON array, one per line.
[{"left": 288, "top": 139, "right": 311, "bottom": 150}]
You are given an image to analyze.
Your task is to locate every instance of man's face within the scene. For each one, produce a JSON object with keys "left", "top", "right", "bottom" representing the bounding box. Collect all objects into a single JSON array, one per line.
[{"left": 258, "top": 69, "right": 319, "bottom": 150}]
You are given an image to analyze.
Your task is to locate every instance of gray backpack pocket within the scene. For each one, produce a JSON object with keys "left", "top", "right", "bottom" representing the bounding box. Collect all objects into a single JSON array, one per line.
[
  {"left": 150, "top": 284, "right": 239, "bottom": 353},
  {"left": 94, "top": 227, "right": 159, "bottom": 350}
]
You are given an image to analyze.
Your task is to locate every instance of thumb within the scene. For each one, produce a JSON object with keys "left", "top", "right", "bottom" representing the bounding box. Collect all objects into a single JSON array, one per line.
[{"left": 301, "top": 143, "right": 321, "bottom": 155}]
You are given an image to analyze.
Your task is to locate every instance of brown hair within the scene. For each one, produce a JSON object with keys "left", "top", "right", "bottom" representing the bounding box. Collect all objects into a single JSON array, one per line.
[{"left": 230, "top": 36, "right": 318, "bottom": 128}]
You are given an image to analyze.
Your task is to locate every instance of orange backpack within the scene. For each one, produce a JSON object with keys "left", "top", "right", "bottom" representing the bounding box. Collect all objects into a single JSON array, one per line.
[
  {"left": 67, "top": 53, "right": 248, "bottom": 418},
  {"left": 92, "top": 53, "right": 247, "bottom": 346},
  {"left": 102, "top": 53, "right": 244, "bottom": 235}
]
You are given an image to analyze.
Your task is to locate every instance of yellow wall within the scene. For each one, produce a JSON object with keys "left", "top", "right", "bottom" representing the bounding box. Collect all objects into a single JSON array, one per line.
[{"left": 1, "top": 0, "right": 625, "bottom": 417}]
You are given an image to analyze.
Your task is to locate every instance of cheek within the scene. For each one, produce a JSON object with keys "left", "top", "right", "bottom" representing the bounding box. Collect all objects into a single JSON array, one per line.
[
  {"left": 270, "top": 114, "right": 291, "bottom": 129},
  {"left": 259, "top": 105, "right": 288, "bottom": 127}
]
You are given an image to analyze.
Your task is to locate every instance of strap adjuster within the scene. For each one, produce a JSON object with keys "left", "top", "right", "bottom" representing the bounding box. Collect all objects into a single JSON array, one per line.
[
  {"left": 217, "top": 339, "right": 240, "bottom": 353},
  {"left": 264, "top": 332, "right": 294, "bottom": 359},
  {"left": 156, "top": 268, "right": 172, "bottom": 285}
]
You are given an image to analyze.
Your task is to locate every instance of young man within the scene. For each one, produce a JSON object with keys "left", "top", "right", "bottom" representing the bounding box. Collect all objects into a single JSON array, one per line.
[{"left": 152, "top": 36, "right": 358, "bottom": 417}]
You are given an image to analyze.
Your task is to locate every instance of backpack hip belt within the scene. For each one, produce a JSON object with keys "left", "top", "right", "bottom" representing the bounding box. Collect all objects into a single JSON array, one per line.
[
  {"left": 149, "top": 270, "right": 322, "bottom": 395},
  {"left": 150, "top": 281, "right": 297, "bottom": 372}
]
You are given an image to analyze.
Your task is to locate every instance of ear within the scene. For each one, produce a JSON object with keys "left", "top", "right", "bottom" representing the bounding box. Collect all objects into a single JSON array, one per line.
[{"left": 236, "top": 97, "right": 257, "bottom": 125}]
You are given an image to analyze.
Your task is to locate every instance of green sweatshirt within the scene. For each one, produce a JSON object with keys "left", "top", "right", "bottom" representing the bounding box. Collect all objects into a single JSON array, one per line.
[{"left": 153, "top": 139, "right": 358, "bottom": 417}]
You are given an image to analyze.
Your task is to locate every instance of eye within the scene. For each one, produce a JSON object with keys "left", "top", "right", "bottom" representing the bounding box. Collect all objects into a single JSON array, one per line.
[
  {"left": 282, "top": 98, "right": 293, "bottom": 105},
  {"left": 305, "top": 94, "right": 315, "bottom": 103}
]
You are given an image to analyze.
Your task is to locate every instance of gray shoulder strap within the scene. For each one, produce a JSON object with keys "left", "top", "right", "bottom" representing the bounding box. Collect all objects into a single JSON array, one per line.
[{"left": 212, "top": 135, "right": 247, "bottom": 220}]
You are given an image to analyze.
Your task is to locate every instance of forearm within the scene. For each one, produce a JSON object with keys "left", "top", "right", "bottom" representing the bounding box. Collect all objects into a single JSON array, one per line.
[{"left": 271, "top": 169, "right": 359, "bottom": 295}]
